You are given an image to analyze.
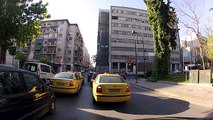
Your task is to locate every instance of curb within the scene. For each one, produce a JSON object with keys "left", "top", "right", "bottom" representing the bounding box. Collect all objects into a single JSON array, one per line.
[
  {"left": 158, "top": 81, "right": 213, "bottom": 88},
  {"left": 130, "top": 82, "right": 213, "bottom": 108}
]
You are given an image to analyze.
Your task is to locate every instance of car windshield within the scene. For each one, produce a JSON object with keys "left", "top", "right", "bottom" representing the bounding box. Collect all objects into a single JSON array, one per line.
[
  {"left": 99, "top": 76, "right": 125, "bottom": 83},
  {"left": 54, "top": 73, "right": 73, "bottom": 79}
]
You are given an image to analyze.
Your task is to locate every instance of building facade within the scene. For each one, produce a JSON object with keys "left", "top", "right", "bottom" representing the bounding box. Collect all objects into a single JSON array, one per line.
[
  {"left": 181, "top": 35, "right": 200, "bottom": 67},
  {"left": 96, "top": 6, "right": 181, "bottom": 75},
  {"left": 96, "top": 9, "right": 110, "bottom": 73},
  {"left": 22, "top": 19, "right": 90, "bottom": 72}
]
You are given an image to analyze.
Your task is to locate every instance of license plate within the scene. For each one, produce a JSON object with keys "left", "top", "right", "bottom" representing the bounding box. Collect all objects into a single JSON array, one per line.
[
  {"left": 56, "top": 82, "right": 65, "bottom": 86},
  {"left": 108, "top": 89, "right": 120, "bottom": 92}
]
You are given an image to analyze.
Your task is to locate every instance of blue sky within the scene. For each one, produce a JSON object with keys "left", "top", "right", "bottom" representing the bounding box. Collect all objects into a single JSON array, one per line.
[{"left": 42, "top": 0, "right": 213, "bottom": 58}]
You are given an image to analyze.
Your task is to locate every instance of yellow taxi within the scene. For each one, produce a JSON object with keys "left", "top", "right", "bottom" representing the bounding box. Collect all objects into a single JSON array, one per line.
[
  {"left": 92, "top": 74, "right": 131, "bottom": 103},
  {"left": 50, "top": 72, "right": 83, "bottom": 94}
]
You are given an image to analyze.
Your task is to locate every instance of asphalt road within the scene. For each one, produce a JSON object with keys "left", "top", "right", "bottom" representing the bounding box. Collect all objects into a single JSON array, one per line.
[{"left": 42, "top": 78, "right": 213, "bottom": 120}]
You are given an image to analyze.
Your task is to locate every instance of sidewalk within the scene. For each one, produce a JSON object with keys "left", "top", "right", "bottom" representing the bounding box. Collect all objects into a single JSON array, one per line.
[{"left": 128, "top": 78, "right": 213, "bottom": 108}]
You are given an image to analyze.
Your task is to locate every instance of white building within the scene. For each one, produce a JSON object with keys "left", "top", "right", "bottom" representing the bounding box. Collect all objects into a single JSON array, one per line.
[{"left": 107, "top": 6, "right": 181, "bottom": 74}]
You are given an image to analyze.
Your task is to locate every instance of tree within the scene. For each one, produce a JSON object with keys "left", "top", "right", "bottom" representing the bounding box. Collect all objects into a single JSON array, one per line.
[
  {"left": 91, "top": 55, "right": 97, "bottom": 64},
  {"left": 0, "top": 0, "right": 50, "bottom": 64},
  {"left": 174, "top": 0, "right": 209, "bottom": 70},
  {"left": 39, "top": 55, "right": 48, "bottom": 63},
  {"left": 206, "top": 35, "right": 213, "bottom": 68},
  {"left": 144, "top": 0, "right": 177, "bottom": 80},
  {"left": 15, "top": 51, "right": 27, "bottom": 68}
]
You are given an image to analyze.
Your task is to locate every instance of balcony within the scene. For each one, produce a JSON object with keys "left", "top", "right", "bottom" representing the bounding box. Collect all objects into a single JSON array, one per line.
[
  {"left": 47, "top": 42, "right": 56, "bottom": 46},
  {"left": 46, "top": 50, "right": 56, "bottom": 54}
]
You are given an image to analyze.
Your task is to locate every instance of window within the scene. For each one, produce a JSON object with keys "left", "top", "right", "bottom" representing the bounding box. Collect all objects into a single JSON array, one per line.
[
  {"left": 0, "top": 71, "right": 23, "bottom": 96},
  {"left": 59, "top": 34, "right": 63, "bottom": 37},
  {"left": 41, "top": 65, "right": 50, "bottom": 73},
  {"left": 23, "top": 73, "right": 42, "bottom": 92},
  {"left": 24, "top": 63, "right": 37, "bottom": 72},
  {"left": 54, "top": 73, "right": 73, "bottom": 79},
  {"left": 112, "top": 16, "right": 118, "bottom": 19},
  {"left": 100, "top": 76, "right": 125, "bottom": 83}
]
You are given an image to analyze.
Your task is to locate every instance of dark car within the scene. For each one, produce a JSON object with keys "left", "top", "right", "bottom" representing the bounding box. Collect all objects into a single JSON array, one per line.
[
  {"left": 0, "top": 65, "right": 56, "bottom": 120},
  {"left": 87, "top": 72, "right": 94, "bottom": 82}
]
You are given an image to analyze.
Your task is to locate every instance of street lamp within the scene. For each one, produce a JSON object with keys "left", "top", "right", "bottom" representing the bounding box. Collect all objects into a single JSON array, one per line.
[{"left": 132, "top": 31, "right": 138, "bottom": 83}]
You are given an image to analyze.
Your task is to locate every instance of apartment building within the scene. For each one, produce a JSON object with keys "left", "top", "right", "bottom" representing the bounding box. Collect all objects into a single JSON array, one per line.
[
  {"left": 22, "top": 19, "right": 90, "bottom": 71},
  {"left": 96, "top": 6, "right": 181, "bottom": 75},
  {"left": 82, "top": 43, "right": 90, "bottom": 69}
]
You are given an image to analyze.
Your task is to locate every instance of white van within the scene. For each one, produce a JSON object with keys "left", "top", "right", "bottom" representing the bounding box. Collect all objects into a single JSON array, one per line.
[{"left": 24, "top": 62, "right": 56, "bottom": 84}]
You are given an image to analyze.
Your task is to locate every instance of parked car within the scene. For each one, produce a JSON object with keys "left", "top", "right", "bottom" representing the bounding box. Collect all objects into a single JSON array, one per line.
[
  {"left": 87, "top": 72, "right": 95, "bottom": 82},
  {"left": 92, "top": 74, "right": 131, "bottom": 103},
  {"left": 24, "top": 62, "right": 56, "bottom": 85},
  {"left": 173, "top": 69, "right": 182, "bottom": 75},
  {"left": 50, "top": 72, "right": 83, "bottom": 94},
  {"left": 0, "top": 65, "right": 56, "bottom": 120}
]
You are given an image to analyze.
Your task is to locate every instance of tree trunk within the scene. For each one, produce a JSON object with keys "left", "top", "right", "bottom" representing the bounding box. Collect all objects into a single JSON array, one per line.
[
  {"left": 0, "top": 47, "right": 7, "bottom": 64},
  {"left": 199, "top": 47, "right": 205, "bottom": 69}
]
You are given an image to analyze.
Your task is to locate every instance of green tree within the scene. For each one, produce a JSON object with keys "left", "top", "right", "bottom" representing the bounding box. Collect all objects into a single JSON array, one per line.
[
  {"left": 206, "top": 35, "right": 213, "bottom": 68},
  {"left": 144, "top": 0, "right": 177, "bottom": 80},
  {"left": 39, "top": 55, "right": 48, "bottom": 63},
  {"left": 0, "top": 0, "right": 50, "bottom": 63},
  {"left": 15, "top": 51, "right": 27, "bottom": 68}
]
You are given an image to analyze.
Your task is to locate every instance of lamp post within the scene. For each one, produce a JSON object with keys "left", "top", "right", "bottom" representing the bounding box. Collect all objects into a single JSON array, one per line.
[
  {"left": 132, "top": 31, "right": 138, "bottom": 83},
  {"left": 142, "top": 34, "right": 146, "bottom": 77}
]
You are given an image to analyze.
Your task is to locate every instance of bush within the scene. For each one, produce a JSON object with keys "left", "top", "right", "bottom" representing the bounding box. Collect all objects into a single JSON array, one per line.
[
  {"left": 146, "top": 76, "right": 158, "bottom": 82},
  {"left": 144, "top": 70, "right": 152, "bottom": 78}
]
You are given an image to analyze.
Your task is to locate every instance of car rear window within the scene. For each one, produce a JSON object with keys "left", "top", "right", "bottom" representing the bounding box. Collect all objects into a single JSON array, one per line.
[
  {"left": 99, "top": 76, "right": 125, "bottom": 83},
  {"left": 54, "top": 73, "right": 73, "bottom": 79},
  {"left": 24, "top": 63, "right": 37, "bottom": 72}
]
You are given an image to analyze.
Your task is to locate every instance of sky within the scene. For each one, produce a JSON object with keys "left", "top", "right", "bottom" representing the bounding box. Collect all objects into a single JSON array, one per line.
[{"left": 42, "top": 0, "right": 213, "bottom": 58}]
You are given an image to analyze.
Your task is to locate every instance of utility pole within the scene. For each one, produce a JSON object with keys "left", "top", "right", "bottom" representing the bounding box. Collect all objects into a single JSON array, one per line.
[{"left": 132, "top": 31, "right": 138, "bottom": 83}]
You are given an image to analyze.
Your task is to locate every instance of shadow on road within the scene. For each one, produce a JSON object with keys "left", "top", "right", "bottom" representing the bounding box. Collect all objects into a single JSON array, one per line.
[
  {"left": 42, "top": 74, "right": 193, "bottom": 120},
  {"left": 91, "top": 92, "right": 190, "bottom": 115}
]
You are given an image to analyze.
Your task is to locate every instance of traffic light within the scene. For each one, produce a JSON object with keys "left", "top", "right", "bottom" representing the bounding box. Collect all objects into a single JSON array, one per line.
[{"left": 127, "top": 56, "right": 133, "bottom": 64}]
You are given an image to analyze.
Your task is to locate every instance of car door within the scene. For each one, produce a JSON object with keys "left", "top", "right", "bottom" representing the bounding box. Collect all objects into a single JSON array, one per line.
[
  {"left": 0, "top": 71, "right": 33, "bottom": 120},
  {"left": 40, "top": 65, "right": 51, "bottom": 84},
  {"left": 22, "top": 72, "right": 52, "bottom": 119}
]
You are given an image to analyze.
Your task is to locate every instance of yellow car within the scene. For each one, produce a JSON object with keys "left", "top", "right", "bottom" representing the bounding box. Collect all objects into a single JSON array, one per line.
[
  {"left": 50, "top": 72, "right": 83, "bottom": 94},
  {"left": 92, "top": 74, "right": 131, "bottom": 103}
]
